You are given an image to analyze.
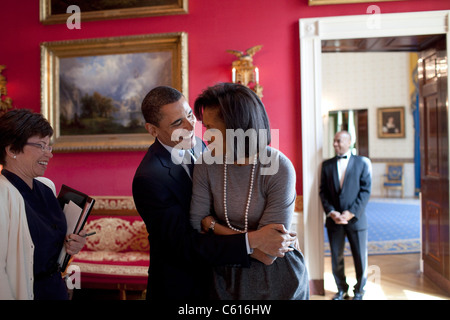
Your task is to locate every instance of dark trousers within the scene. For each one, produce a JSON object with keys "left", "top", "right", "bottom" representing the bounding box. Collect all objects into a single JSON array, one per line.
[{"left": 327, "top": 226, "right": 368, "bottom": 293}]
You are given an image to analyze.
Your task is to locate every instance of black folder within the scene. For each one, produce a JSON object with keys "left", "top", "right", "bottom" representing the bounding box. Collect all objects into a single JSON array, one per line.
[{"left": 57, "top": 184, "right": 95, "bottom": 271}]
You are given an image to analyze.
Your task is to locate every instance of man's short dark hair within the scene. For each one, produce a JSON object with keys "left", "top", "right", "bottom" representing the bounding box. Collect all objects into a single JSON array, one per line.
[
  {"left": 141, "top": 86, "right": 183, "bottom": 126},
  {"left": 0, "top": 109, "right": 53, "bottom": 165},
  {"left": 194, "top": 83, "right": 271, "bottom": 159}
]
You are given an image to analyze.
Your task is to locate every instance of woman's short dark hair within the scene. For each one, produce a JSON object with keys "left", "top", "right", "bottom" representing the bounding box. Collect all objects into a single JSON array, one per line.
[
  {"left": 141, "top": 86, "right": 183, "bottom": 126},
  {"left": 0, "top": 109, "right": 53, "bottom": 165},
  {"left": 194, "top": 83, "right": 271, "bottom": 159}
]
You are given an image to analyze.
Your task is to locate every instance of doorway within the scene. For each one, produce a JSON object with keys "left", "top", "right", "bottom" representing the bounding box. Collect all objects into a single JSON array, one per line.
[
  {"left": 326, "top": 109, "right": 368, "bottom": 158},
  {"left": 299, "top": 10, "right": 450, "bottom": 295}
]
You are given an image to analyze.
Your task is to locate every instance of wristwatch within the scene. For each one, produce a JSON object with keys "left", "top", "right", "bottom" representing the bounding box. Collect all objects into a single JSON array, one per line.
[{"left": 208, "top": 220, "right": 216, "bottom": 232}]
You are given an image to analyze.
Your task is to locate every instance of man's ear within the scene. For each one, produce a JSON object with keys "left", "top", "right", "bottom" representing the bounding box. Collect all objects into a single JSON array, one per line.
[{"left": 145, "top": 123, "right": 157, "bottom": 137}]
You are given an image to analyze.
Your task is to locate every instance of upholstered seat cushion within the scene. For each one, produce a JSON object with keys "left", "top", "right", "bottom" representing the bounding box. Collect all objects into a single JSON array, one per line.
[
  {"left": 73, "top": 252, "right": 149, "bottom": 276},
  {"left": 71, "top": 215, "right": 149, "bottom": 286},
  {"left": 80, "top": 216, "right": 149, "bottom": 252},
  {"left": 383, "top": 182, "right": 402, "bottom": 187}
]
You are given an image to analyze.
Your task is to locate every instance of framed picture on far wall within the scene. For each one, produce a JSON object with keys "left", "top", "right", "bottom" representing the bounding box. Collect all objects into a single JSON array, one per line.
[
  {"left": 377, "top": 107, "right": 405, "bottom": 138},
  {"left": 309, "top": 0, "right": 406, "bottom": 5},
  {"left": 41, "top": 32, "right": 188, "bottom": 152},
  {"left": 40, "top": 0, "right": 188, "bottom": 24}
]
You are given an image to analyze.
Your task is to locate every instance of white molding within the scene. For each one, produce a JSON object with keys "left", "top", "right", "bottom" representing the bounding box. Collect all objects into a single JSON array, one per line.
[
  {"left": 300, "top": 10, "right": 449, "bottom": 40},
  {"left": 299, "top": 10, "right": 450, "bottom": 290}
]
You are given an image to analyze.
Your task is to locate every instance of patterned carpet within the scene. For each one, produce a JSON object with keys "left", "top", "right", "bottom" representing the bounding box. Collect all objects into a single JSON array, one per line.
[{"left": 324, "top": 198, "right": 421, "bottom": 256}]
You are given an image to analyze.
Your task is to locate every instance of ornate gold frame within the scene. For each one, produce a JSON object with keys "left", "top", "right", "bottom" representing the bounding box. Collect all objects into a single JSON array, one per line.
[
  {"left": 0, "top": 65, "right": 13, "bottom": 116},
  {"left": 92, "top": 196, "right": 137, "bottom": 216},
  {"left": 40, "top": 0, "right": 188, "bottom": 24},
  {"left": 309, "top": 0, "right": 405, "bottom": 5},
  {"left": 377, "top": 107, "right": 405, "bottom": 139},
  {"left": 41, "top": 32, "right": 188, "bottom": 152}
]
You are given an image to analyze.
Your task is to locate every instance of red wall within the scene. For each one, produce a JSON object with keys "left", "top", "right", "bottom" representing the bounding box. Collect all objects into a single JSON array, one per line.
[{"left": 1, "top": 0, "right": 449, "bottom": 196}]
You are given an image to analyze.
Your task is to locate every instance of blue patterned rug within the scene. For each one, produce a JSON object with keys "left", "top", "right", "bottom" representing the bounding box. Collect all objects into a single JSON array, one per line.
[{"left": 324, "top": 199, "right": 421, "bottom": 256}]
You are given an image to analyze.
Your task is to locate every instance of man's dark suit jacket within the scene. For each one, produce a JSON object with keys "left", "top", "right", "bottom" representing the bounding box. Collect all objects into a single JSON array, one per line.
[
  {"left": 319, "top": 154, "right": 372, "bottom": 231},
  {"left": 132, "top": 138, "right": 250, "bottom": 300}
]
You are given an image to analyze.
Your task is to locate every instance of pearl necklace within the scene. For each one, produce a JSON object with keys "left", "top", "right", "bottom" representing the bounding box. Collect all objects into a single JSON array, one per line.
[{"left": 223, "top": 154, "right": 257, "bottom": 233}]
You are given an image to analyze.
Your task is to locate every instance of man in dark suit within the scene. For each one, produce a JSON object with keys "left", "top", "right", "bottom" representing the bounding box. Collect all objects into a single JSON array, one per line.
[
  {"left": 132, "top": 86, "right": 296, "bottom": 300},
  {"left": 319, "top": 130, "right": 372, "bottom": 300}
]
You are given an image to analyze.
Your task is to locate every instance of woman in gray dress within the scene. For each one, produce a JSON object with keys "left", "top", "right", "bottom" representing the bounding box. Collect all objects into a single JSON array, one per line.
[{"left": 190, "top": 83, "right": 309, "bottom": 300}]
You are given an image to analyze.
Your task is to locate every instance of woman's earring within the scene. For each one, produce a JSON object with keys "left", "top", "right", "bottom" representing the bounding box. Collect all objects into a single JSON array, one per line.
[{"left": 13, "top": 155, "right": 16, "bottom": 159}]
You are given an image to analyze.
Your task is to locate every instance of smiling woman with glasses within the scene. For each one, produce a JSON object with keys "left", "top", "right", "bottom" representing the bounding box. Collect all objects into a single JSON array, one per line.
[{"left": 0, "top": 109, "right": 87, "bottom": 300}]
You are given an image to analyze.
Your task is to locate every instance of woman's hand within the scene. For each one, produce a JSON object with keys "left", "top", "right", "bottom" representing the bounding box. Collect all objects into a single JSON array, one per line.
[
  {"left": 201, "top": 216, "right": 216, "bottom": 233},
  {"left": 64, "top": 229, "right": 87, "bottom": 255}
]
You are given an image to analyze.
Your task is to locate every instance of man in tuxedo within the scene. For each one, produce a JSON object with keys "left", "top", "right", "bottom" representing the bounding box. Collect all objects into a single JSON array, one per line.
[
  {"left": 319, "top": 130, "right": 372, "bottom": 300},
  {"left": 132, "top": 86, "right": 296, "bottom": 300}
]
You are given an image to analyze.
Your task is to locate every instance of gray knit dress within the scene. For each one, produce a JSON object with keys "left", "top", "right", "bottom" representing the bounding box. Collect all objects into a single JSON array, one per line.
[{"left": 190, "top": 147, "right": 309, "bottom": 300}]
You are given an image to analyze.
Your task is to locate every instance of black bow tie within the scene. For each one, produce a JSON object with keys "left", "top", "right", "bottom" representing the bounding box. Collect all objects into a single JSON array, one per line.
[{"left": 337, "top": 155, "right": 347, "bottom": 159}]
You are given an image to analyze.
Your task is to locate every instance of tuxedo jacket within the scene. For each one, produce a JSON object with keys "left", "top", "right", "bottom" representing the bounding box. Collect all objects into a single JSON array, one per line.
[
  {"left": 319, "top": 154, "right": 372, "bottom": 231},
  {"left": 132, "top": 138, "right": 250, "bottom": 300}
]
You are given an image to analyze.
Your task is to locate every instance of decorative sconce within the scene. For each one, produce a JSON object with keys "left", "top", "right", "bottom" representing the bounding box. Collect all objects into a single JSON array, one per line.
[
  {"left": 227, "top": 45, "right": 263, "bottom": 98},
  {"left": 0, "top": 65, "right": 13, "bottom": 116}
]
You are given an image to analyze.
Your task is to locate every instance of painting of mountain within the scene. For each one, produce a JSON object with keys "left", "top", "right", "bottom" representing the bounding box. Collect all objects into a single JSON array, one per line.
[{"left": 59, "top": 51, "right": 172, "bottom": 135}]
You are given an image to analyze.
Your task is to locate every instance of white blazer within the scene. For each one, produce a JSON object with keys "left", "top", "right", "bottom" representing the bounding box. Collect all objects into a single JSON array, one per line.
[{"left": 0, "top": 175, "right": 56, "bottom": 300}]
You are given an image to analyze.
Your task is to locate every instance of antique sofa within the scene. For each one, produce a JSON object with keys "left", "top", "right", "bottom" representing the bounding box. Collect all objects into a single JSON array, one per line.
[{"left": 71, "top": 196, "right": 149, "bottom": 300}]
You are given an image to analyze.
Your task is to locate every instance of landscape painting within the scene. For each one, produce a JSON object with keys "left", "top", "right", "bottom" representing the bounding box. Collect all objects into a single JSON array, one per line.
[
  {"left": 59, "top": 52, "right": 172, "bottom": 136},
  {"left": 41, "top": 32, "right": 188, "bottom": 152}
]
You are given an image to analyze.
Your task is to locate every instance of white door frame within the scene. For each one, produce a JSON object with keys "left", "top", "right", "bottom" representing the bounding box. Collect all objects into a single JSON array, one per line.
[{"left": 299, "top": 10, "right": 450, "bottom": 294}]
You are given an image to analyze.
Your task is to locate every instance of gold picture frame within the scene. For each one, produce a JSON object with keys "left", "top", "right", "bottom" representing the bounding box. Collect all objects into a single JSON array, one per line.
[
  {"left": 40, "top": 0, "right": 188, "bottom": 24},
  {"left": 309, "top": 0, "right": 405, "bottom": 5},
  {"left": 377, "top": 107, "right": 405, "bottom": 138},
  {"left": 41, "top": 32, "right": 188, "bottom": 152}
]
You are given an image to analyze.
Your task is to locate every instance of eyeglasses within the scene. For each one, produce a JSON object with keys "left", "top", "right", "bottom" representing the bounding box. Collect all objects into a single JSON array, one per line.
[{"left": 25, "top": 142, "right": 53, "bottom": 153}]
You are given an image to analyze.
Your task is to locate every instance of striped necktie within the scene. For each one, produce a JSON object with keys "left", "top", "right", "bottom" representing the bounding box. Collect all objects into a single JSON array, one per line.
[{"left": 184, "top": 149, "right": 195, "bottom": 178}]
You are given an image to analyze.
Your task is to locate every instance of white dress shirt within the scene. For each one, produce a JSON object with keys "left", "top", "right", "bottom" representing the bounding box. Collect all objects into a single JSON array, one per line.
[
  {"left": 159, "top": 141, "right": 196, "bottom": 179},
  {"left": 337, "top": 151, "right": 352, "bottom": 189}
]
